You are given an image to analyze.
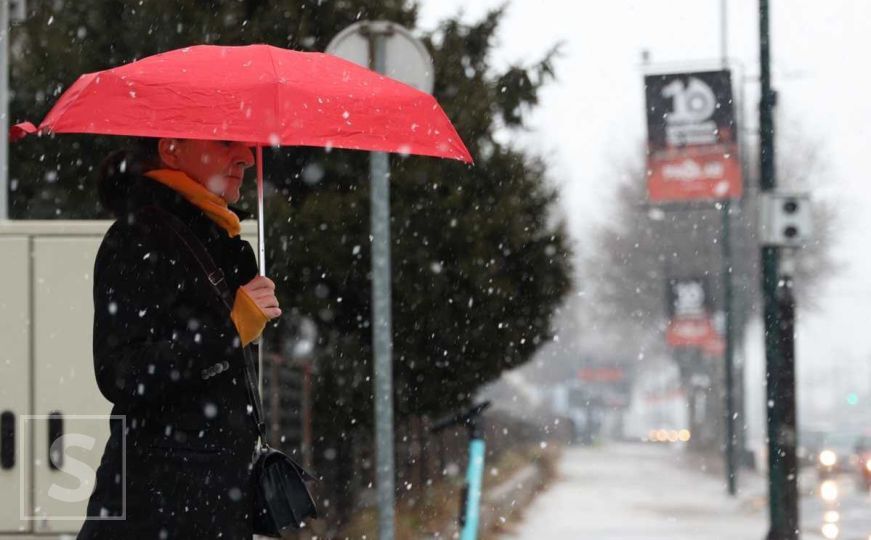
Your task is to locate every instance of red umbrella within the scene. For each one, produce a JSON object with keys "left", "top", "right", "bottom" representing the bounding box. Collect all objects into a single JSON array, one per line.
[
  {"left": 11, "top": 44, "right": 470, "bottom": 162},
  {"left": 11, "top": 43, "right": 472, "bottom": 274}
]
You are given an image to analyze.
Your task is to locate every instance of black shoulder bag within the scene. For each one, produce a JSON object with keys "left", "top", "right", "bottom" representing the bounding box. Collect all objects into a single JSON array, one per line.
[{"left": 138, "top": 205, "right": 318, "bottom": 537}]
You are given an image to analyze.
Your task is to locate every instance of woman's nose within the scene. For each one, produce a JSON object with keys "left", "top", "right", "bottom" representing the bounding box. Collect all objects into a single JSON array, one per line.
[{"left": 233, "top": 144, "right": 255, "bottom": 168}]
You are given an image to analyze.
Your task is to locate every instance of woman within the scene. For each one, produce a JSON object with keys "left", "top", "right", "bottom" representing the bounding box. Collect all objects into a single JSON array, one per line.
[{"left": 77, "top": 138, "right": 281, "bottom": 539}]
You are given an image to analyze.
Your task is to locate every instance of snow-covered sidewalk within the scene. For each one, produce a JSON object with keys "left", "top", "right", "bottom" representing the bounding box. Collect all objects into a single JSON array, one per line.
[{"left": 500, "top": 443, "right": 768, "bottom": 540}]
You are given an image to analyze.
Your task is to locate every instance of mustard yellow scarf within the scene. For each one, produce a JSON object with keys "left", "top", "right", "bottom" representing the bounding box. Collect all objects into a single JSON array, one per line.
[{"left": 144, "top": 169, "right": 241, "bottom": 238}]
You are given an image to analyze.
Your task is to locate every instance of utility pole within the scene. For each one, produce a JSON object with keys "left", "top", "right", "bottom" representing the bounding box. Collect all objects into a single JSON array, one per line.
[
  {"left": 760, "top": 0, "right": 799, "bottom": 538},
  {"left": 719, "top": 0, "right": 737, "bottom": 497}
]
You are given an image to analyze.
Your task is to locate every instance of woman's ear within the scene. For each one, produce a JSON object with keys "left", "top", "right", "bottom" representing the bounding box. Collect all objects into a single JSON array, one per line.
[{"left": 157, "top": 138, "right": 180, "bottom": 168}]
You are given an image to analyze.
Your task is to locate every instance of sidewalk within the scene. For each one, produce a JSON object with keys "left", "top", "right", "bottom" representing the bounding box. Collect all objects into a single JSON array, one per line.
[{"left": 499, "top": 443, "right": 768, "bottom": 540}]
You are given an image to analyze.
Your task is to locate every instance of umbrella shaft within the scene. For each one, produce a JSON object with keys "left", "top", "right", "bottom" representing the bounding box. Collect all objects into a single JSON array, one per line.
[
  {"left": 256, "top": 145, "right": 265, "bottom": 400},
  {"left": 256, "top": 146, "right": 265, "bottom": 276}
]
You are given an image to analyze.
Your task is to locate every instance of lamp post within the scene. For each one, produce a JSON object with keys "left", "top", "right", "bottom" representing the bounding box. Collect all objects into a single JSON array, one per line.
[{"left": 759, "top": 1, "right": 800, "bottom": 537}]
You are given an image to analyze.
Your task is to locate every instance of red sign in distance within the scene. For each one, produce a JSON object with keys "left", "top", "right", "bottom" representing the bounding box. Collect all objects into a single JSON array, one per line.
[
  {"left": 666, "top": 316, "right": 718, "bottom": 347},
  {"left": 647, "top": 145, "right": 742, "bottom": 202}
]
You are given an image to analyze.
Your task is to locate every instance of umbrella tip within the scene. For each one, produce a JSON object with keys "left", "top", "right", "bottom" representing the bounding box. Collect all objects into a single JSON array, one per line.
[
  {"left": 9, "top": 122, "right": 38, "bottom": 142},
  {"left": 458, "top": 147, "right": 474, "bottom": 165}
]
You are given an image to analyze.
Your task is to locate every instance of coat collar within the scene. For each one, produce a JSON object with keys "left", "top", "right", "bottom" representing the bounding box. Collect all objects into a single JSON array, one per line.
[{"left": 127, "top": 176, "right": 253, "bottom": 241}]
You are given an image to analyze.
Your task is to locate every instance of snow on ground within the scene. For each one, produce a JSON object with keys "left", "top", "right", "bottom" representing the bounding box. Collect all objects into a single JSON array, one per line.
[{"left": 500, "top": 443, "right": 768, "bottom": 540}]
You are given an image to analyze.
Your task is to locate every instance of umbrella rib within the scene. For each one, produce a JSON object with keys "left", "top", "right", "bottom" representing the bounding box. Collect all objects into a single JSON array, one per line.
[{"left": 265, "top": 46, "right": 282, "bottom": 141}]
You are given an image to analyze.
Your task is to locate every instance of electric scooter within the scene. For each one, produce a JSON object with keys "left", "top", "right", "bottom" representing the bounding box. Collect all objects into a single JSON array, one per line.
[{"left": 431, "top": 401, "right": 492, "bottom": 540}]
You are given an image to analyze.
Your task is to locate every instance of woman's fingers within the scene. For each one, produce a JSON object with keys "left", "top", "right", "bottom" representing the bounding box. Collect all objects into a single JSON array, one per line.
[
  {"left": 247, "top": 289, "right": 278, "bottom": 304},
  {"left": 246, "top": 276, "right": 275, "bottom": 290},
  {"left": 262, "top": 307, "right": 282, "bottom": 319},
  {"left": 241, "top": 276, "right": 280, "bottom": 319},
  {"left": 250, "top": 295, "right": 280, "bottom": 319}
]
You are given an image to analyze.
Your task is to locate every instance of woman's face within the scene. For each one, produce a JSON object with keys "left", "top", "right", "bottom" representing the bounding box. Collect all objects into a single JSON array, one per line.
[{"left": 158, "top": 139, "right": 255, "bottom": 204}]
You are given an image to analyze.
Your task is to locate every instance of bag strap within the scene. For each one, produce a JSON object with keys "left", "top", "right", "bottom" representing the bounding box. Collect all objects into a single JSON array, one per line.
[{"left": 137, "top": 205, "right": 269, "bottom": 448}]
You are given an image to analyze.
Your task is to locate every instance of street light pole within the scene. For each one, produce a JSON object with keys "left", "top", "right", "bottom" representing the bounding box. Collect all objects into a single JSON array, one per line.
[
  {"left": 719, "top": 0, "right": 738, "bottom": 497},
  {"left": 721, "top": 199, "right": 737, "bottom": 496},
  {"left": 760, "top": 1, "right": 799, "bottom": 538}
]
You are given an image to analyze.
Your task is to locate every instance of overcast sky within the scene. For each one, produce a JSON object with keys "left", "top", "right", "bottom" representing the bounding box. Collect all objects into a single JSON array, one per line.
[{"left": 418, "top": 0, "right": 871, "bottom": 429}]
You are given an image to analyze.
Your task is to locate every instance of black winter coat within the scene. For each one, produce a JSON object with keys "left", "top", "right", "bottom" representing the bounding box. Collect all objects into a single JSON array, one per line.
[{"left": 77, "top": 172, "right": 261, "bottom": 539}]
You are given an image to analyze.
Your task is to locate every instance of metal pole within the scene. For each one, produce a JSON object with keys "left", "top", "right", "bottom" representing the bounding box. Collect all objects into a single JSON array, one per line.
[
  {"left": 720, "top": 0, "right": 738, "bottom": 497},
  {"left": 760, "top": 1, "right": 799, "bottom": 538},
  {"left": 721, "top": 201, "right": 736, "bottom": 495},
  {"left": 1, "top": 0, "right": 10, "bottom": 220},
  {"left": 369, "top": 32, "right": 396, "bottom": 540},
  {"left": 256, "top": 145, "right": 266, "bottom": 276},
  {"left": 776, "top": 257, "right": 799, "bottom": 539},
  {"left": 256, "top": 145, "right": 265, "bottom": 398},
  {"left": 735, "top": 64, "right": 750, "bottom": 476}
]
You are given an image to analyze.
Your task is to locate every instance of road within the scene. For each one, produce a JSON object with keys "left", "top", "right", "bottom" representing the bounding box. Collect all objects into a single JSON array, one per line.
[
  {"left": 500, "top": 443, "right": 871, "bottom": 539},
  {"left": 801, "top": 472, "right": 871, "bottom": 540}
]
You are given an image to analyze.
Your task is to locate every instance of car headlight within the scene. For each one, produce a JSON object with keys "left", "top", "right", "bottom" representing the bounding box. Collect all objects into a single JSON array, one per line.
[
  {"left": 822, "top": 522, "right": 839, "bottom": 540},
  {"left": 821, "top": 479, "right": 838, "bottom": 502},
  {"left": 819, "top": 449, "right": 837, "bottom": 467},
  {"left": 865, "top": 458, "right": 871, "bottom": 473}
]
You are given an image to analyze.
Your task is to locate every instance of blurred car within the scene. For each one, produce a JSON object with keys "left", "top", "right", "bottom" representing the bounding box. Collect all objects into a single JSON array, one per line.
[
  {"left": 854, "top": 435, "right": 871, "bottom": 490},
  {"left": 798, "top": 429, "right": 826, "bottom": 468},
  {"left": 816, "top": 432, "right": 861, "bottom": 479}
]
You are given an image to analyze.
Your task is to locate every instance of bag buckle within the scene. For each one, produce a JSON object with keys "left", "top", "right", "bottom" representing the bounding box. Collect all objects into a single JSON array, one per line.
[{"left": 208, "top": 270, "right": 225, "bottom": 286}]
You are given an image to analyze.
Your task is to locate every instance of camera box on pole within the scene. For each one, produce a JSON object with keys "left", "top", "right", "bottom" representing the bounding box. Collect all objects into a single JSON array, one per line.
[{"left": 759, "top": 192, "right": 812, "bottom": 247}]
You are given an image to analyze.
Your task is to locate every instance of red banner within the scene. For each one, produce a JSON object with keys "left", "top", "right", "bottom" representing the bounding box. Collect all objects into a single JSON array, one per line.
[
  {"left": 645, "top": 70, "right": 742, "bottom": 203},
  {"left": 666, "top": 317, "right": 718, "bottom": 348},
  {"left": 578, "top": 367, "right": 625, "bottom": 382},
  {"left": 647, "top": 145, "right": 742, "bottom": 202}
]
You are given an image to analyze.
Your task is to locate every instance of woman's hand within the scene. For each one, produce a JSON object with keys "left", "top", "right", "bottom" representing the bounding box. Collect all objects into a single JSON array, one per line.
[{"left": 240, "top": 276, "right": 281, "bottom": 320}]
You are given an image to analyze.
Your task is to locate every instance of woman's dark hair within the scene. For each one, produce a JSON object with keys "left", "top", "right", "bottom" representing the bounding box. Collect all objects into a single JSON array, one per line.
[{"left": 97, "top": 138, "right": 162, "bottom": 217}]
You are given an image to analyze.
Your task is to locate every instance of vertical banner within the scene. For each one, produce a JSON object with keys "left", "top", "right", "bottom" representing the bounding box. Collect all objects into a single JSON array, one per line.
[
  {"left": 645, "top": 70, "right": 742, "bottom": 202},
  {"left": 665, "top": 277, "right": 722, "bottom": 351}
]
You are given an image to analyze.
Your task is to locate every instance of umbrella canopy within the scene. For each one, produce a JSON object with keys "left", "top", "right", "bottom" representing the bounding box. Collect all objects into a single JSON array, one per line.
[{"left": 11, "top": 44, "right": 471, "bottom": 163}]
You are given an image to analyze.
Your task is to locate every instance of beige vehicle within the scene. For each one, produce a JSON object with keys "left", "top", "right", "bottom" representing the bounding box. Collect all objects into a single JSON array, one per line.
[{"left": 0, "top": 219, "right": 256, "bottom": 539}]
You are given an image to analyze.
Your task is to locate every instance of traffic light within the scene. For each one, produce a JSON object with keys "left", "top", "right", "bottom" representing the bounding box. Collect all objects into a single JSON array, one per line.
[{"left": 760, "top": 192, "right": 812, "bottom": 248}]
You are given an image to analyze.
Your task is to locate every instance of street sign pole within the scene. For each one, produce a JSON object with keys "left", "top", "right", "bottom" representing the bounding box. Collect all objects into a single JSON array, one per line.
[
  {"left": 720, "top": 0, "right": 737, "bottom": 497},
  {"left": 760, "top": 0, "right": 799, "bottom": 538},
  {"left": 721, "top": 199, "right": 737, "bottom": 496},
  {"left": 368, "top": 30, "right": 396, "bottom": 540},
  {"left": 327, "top": 22, "right": 434, "bottom": 540}
]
